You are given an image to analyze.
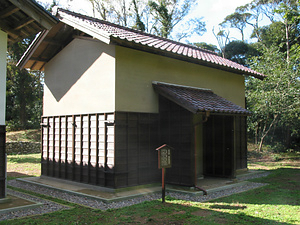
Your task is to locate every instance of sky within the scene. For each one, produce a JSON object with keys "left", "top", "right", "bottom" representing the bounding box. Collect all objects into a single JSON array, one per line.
[{"left": 38, "top": 0, "right": 254, "bottom": 46}]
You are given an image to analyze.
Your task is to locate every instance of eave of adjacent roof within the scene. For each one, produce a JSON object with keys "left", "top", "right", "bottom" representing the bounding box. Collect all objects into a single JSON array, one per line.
[
  {"left": 0, "top": 0, "right": 58, "bottom": 43},
  {"left": 9, "top": 0, "right": 58, "bottom": 30}
]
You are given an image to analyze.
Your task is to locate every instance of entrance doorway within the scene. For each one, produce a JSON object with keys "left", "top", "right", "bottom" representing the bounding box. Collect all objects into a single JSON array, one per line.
[{"left": 203, "top": 115, "right": 234, "bottom": 178}]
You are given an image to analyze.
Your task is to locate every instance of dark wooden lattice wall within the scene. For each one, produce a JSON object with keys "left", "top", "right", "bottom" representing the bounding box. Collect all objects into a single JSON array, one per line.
[
  {"left": 41, "top": 113, "right": 116, "bottom": 187},
  {"left": 41, "top": 112, "right": 161, "bottom": 188}
]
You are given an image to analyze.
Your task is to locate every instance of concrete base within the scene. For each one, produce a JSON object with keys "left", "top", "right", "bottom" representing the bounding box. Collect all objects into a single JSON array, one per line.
[
  {"left": 15, "top": 170, "right": 267, "bottom": 203},
  {"left": 0, "top": 194, "right": 42, "bottom": 215},
  {"left": 0, "top": 197, "right": 11, "bottom": 204}
]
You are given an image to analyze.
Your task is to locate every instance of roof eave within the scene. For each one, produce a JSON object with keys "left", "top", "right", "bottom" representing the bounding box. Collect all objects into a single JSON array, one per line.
[
  {"left": 9, "top": 0, "right": 58, "bottom": 29},
  {"left": 17, "top": 30, "right": 49, "bottom": 69},
  {"left": 111, "top": 37, "right": 265, "bottom": 80},
  {"left": 57, "top": 12, "right": 111, "bottom": 44}
]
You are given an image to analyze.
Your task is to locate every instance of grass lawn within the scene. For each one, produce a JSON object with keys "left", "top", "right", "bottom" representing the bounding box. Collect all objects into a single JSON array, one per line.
[
  {"left": 6, "top": 153, "right": 41, "bottom": 180},
  {"left": 2, "top": 148, "right": 300, "bottom": 224}
]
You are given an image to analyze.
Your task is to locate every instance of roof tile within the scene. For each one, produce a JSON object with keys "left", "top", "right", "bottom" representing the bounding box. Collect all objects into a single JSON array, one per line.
[
  {"left": 152, "top": 82, "right": 251, "bottom": 115},
  {"left": 56, "top": 8, "right": 264, "bottom": 79}
]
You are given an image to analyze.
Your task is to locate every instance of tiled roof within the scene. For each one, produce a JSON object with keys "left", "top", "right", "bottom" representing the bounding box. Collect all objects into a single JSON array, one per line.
[
  {"left": 152, "top": 82, "right": 251, "bottom": 115},
  {"left": 57, "top": 8, "right": 264, "bottom": 79}
]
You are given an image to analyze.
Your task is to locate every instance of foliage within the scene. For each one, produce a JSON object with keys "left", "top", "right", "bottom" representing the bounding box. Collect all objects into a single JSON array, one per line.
[
  {"left": 192, "top": 42, "right": 220, "bottom": 54},
  {"left": 6, "top": 129, "right": 41, "bottom": 142},
  {"left": 246, "top": 45, "right": 300, "bottom": 151},
  {"left": 212, "top": 27, "right": 230, "bottom": 58},
  {"left": 85, "top": 0, "right": 206, "bottom": 40},
  {"left": 220, "top": 11, "right": 252, "bottom": 41},
  {"left": 6, "top": 39, "right": 44, "bottom": 130},
  {"left": 224, "top": 40, "right": 260, "bottom": 66}
]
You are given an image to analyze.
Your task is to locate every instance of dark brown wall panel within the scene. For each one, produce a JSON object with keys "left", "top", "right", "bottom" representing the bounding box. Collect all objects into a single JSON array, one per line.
[
  {"left": 0, "top": 125, "right": 6, "bottom": 198},
  {"left": 235, "top": 116, "right": 247, "bottom": 170},
  {"left": 114, "top": 112, "right": 160, "bottom": 188},
  {"left": 159, "top": 96, "right": 194, "bottom": 186}
]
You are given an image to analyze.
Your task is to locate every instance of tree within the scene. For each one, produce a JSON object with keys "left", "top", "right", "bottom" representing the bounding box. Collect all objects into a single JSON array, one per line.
[
  {"left": 225, "top": 41, "right": 260, "bottom": 66},
  {"left": 192, "top": 42, "right": 220, "bottom": 55},
  {"left": 212, "top": 27, "right": 230, "bottom": 58},
  {"left": 148, "top": 0, "right": 192, "bottom": 38},
  {"left": 6, "top": 39, "right": 44, "bottom": 130},
  {"left": 220, "top": 12, "right": 252, "bottom": 41},
  {"left": 246, "top": 45, "right": 300, "bottom": 151},
  {"left": 84, "top": 0, "right": 205, "bottom": 39},
  {"left": 132, "top": 0, "right": 146, "bottom": 31}
]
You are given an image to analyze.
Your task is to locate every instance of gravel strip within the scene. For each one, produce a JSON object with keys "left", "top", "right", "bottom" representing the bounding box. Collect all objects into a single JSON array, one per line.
[
  {"left": 0, "top": 189, "right": 70, "bottom": 221},
  {"left": 1, "top": 172, "right": 270, "bottom": 221}
]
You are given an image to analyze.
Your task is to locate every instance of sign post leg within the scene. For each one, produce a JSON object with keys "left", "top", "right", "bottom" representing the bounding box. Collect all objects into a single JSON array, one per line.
[{"left": 162, "top": 167, "right": 165, "bottom": 203}]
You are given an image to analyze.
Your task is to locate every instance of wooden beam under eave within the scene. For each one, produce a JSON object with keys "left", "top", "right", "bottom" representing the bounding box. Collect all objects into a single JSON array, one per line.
[
  {"left": 30, "top": 57, "right": 48, "bottom": 62},
  {"left": 43, "top": 38, "right": 64, "bottom": 47},
  {"left": 14, "top": 18, "right": 35, "bottom": 30},
  {"left": 0, "top": 5, "right": 20, "bottom": 19},
  {"left": 9, "top": 0, "right": 58, "bottom": 30},
  {"left": 0, "top": 20, "right": 19, "bottom": 39}
]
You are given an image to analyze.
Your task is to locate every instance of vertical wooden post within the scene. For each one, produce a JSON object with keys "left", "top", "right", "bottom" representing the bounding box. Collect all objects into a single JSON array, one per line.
[
  {"left": 95, "top": 114, "right": 99, "bottom": 185},
  {"left": 156, "top": 144, "right": 173, "bottom": 204},
  {"left": 162, "top": 167, "right": 166, "bottom": 203},
  {"left": 46, "top": 117, "right": 50, "bottom": 176},
  {"left": 52, "top": 117, "right": 55, "bottom": 176},
  {"left": 80, "top": 115, "right": 83, "bottom": 182},
  {"left": 58, "top": 116, "right": 62, "bottom": 178},
  {"left": 88, "top": 114, "right": 91, "bottom": 184},
  {"left": 64, "top": 116, "right": 68, "bottom": 179},
  {"left": 72, "top": 115, "right": 76, "bottom": 181}
]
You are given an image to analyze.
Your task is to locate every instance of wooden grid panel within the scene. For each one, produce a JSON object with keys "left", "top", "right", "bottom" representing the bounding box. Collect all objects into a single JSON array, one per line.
[{"left": 41, "top": 113, "right": 115, "bottom": 187}]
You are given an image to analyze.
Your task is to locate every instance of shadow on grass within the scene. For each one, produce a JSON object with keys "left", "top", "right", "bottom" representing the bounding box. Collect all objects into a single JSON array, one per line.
[
  {"left": 101, "top": 198, "right": 294, "bottom": 225},
  {"left": 7, "top": 172, "right": 35, "bottom": 180},
  {"left": 7, "top": 156, "right": 40, "bottom": 164},
  {"left": 212, "top": 168, "right": 300, "bottom": 207}
]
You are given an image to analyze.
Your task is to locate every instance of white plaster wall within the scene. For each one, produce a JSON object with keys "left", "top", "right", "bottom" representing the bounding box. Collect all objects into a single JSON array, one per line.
[
  {"left": 44, "top": 38, "right": 116, "bottom": 116},
  {"left": 0, "top": 30, "right": 7, "bottom": 125}
]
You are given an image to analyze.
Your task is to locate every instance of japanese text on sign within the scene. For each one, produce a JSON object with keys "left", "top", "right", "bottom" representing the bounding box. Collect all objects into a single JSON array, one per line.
[{"left": 159, "top": 148, "right": 171, "bottom": 168}]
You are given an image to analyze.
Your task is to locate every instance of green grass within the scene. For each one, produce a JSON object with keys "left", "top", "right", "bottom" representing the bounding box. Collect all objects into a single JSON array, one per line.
[
  {"left": 6, "top": 153, "right": 41, "bottom": 180},
  {"left": 2, "top": 150, "right": 299, "bottom": 224},
  {"left": 6, "top": 129, "right": 41, "bottom": 142}
]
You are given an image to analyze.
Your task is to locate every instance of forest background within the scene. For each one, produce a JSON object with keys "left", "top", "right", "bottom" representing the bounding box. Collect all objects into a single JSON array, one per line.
[{"left": 6, "top": 0, "right": 300, "bottom": 152}]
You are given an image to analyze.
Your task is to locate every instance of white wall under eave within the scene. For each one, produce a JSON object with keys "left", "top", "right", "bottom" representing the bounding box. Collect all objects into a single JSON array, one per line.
[
  {"left": 0, "top": 30, "right": 7, "bottom": 125},
  {"left": 44, "top": 38, "right": 116, "bottom": 116}
]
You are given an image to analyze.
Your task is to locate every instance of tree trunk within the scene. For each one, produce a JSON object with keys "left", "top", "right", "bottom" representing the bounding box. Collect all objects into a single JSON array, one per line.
[{"left": 257, "top": 115, "right": 278, "bottom": 152}]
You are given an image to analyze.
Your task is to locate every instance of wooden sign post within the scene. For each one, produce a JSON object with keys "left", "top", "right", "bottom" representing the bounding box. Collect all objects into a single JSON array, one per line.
[{"left": 156, "top": 144, "right": 173, "bottom": 203}]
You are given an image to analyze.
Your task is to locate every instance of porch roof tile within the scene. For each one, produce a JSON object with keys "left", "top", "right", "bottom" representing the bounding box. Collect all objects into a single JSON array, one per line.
[{"left": 152, "top": 82, "right": 251, "bottom": 115}]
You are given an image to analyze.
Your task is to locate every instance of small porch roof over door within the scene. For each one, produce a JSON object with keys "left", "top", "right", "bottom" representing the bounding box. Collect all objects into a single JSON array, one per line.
[{"left": 152, "top": 81, "right": 251, "bottom": 115}]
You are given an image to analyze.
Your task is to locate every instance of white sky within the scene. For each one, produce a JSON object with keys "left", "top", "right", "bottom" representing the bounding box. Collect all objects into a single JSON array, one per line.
[{"left": 38, "top": 0, "right": 255, "bottom": 46}]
